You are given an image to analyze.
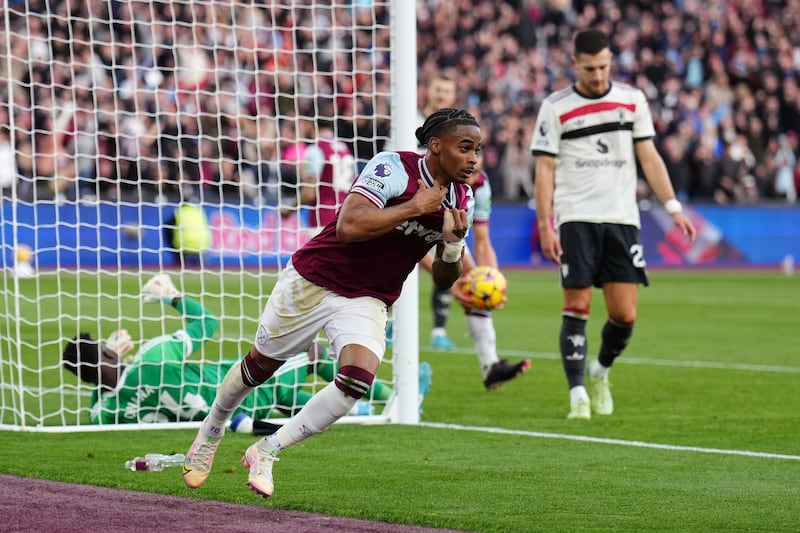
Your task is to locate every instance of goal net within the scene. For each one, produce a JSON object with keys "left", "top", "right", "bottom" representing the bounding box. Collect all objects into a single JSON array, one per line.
[{"left": 0, "top": 0, "right": 420, "bottom": 432}]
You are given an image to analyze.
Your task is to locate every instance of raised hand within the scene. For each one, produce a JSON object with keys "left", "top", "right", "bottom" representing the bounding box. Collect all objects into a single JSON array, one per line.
[{"left": 411, "top": 180, "right": 448, "bottom": 215}]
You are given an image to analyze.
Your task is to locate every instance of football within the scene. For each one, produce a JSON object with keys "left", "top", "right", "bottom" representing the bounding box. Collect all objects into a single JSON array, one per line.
[
  {"left": 462, "top": 266, "right": 507, "bottom": 310},
  {"left": 15, "top": 244, "right": 33, "bottom": 264}
]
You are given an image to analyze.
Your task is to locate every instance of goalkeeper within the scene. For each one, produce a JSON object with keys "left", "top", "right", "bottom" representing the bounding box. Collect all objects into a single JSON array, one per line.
[{"left": 62, "top": 274, "right": 412, "bottom": 427}]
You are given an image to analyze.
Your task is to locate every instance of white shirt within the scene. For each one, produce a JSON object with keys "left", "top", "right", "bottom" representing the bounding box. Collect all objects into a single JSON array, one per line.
[{"left": 530, "top": 82, "right": 656, "bottom": 228}]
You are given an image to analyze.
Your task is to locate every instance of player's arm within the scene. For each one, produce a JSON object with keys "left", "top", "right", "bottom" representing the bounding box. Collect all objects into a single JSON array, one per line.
[
  {"left": 140, "top": 275, "right": 217, "bottom": 358},
  {"left": 431, "top": 242, "right": 463, "bottom": 290},
  {"left": 635, "top": 140, "right": 697, "bottom": 243},
  {"left": 418, "top": 251, "right": 434, "bottom": 273},
  {"left": 534, "top": 153, "right": 562, "bottom": 264},
  {"left": 336, "top": 180, "right": 448, "bottom": 242},
  {"left": 471, "top": 221, "right": 497, "bottom": 268},
  {"left": 430, "top": 207, "right": 469, "bottom": 290},
  {"left": 176, "top": 297, "right": 219, "bottom": 355}
]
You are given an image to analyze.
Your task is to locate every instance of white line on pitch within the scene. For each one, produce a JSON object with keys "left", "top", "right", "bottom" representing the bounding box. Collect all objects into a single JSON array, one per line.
[
  {"left": 422, "top": 422, "right": 800, "bottom": 461},
  {"left": 436, "top": 348, "right": 800, "bottom": 374}
]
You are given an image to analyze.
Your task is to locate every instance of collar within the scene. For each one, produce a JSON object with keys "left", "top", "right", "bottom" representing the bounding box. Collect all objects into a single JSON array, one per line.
[{"left": 418, "top": 157, "right": 456, "bottom": 208}]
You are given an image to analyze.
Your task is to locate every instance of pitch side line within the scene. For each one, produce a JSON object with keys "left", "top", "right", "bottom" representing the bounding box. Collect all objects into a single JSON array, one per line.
[{"left": 422, "top": 422, "right": 800, "bottom": 461}]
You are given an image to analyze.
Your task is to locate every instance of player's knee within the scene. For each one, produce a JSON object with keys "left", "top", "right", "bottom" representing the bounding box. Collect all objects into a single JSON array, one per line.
[
  {"left": 610, "top": 313, "right": 636, "bottom": 325},
  {"left": 334, "top": 365, "right": 375, "bottom": 399},
  {"left": 240, "top": 349, "right": 279, "bottom": 387}
]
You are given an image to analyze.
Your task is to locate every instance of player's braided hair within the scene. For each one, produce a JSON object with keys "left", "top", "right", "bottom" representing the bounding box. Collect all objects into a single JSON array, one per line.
[
  {"left": 415, "top": 108, "right": 479, "bottom": 147},
  {"left": 62, "top": 332, "right": 101, "bottom": 383}
]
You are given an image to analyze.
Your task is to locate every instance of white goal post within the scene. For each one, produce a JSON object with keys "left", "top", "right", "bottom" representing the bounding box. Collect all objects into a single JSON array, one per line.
[{"left": 0, "top": 0, "right": 419, "bottom": 432}]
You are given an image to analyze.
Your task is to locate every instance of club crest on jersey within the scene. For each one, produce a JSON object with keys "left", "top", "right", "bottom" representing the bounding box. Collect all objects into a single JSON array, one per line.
[
  {"left": 374, "top": 163, "right": 392, "bottom": 178},
  {"left": 256, "top": 324, "right": 268, "bottom": 345},
  {"left": 538, "top": 122, "right": 548, "bottom": 137}
]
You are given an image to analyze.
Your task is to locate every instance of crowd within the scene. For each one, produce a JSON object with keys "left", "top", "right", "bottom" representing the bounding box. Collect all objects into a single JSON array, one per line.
[
  {"left": 0, "top": 1, "right": 392, "bottom": 204},
  {"left": 422, "top": 0, "right": 800, "bottom": 204},
  {"left": 1, "top": 0, "right": 798, "bottom": 205}
]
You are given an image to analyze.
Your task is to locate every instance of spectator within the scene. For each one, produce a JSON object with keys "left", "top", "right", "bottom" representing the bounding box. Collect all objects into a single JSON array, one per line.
[
  {"left": 6, "top": 0, "right": 800, "bottom": 207},
  {"left": 298, "top": 119, "right": 357, "bottom": 229},
  {"left": 497, "top": 124, "right": 536, "bottom": 203},
  {"left": 770, "top": 134, "right": 798, "bottom": 203},
  {"left": 661, "top": 135, "right": 692, "bottom": 202},
  {"left": 0, "top": 106, "right": 17, "bottom": 197}
]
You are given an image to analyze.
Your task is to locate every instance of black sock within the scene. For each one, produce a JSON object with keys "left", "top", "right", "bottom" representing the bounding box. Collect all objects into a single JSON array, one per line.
[
  {"left": 598, "top": 318, "right": 634, "bottom": 368},
  {"left": 432, "top": 288, "right": 452, "bottom": 329},
  {"left": 560, "top": 314, "right": 588, "bottom": 389}
]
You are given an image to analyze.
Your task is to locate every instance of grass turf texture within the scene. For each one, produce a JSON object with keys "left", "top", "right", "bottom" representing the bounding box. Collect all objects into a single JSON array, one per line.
[{"left": 1, "top": 269, "right": 799, "bottom": 532}]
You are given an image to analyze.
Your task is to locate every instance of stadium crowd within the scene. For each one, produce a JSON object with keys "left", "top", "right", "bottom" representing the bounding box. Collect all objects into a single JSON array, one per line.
[
  {"left": 423, "top": 0, "right": 800, "bottom": 205},
  {"left": 1, "top": 0, "right": 798, "bottom": 205}
]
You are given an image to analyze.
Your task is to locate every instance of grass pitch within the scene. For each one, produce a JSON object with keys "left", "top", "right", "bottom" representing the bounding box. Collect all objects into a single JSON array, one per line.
[{"left": 1, "top": 269, "right": 799, "bottom": 532}]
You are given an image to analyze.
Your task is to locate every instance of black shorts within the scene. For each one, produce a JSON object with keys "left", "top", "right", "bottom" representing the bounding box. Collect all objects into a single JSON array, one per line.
[{"left": 557, "top": 222, "right": 649, "bottom": 289}]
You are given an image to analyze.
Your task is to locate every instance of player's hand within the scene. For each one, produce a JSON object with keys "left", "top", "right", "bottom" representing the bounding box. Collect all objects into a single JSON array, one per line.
[
  {"left": 442, "top": 207, "right": 468, "bottom": 242},
  {"left": 440, "top": 207, "right": 467, "bottom": 264},
  {"left": 412, "top": 179, "right": 448, "bottom": 215},
  {"left": 106, "top": 329, "right": 134, "bottom": 363},
  {"left": 451, "top": 273, "right": 475, "bottom": 309},
  {"left": 672, "top": 212, "right": 698, "bottom": 244},
  {"left": 539, "top": 226, "right": 563, "bottom": 265},
  {"left": 450, "top": 273, "right": 508, "bottom": 311},
  {"left": 141, "top": 274, "right": 180, "bottom": 304}
]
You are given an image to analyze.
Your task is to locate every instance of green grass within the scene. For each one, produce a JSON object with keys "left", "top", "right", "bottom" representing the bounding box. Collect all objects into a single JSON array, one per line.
[{"left": 1, "top": 269, "right": 799, "bottom": 532}]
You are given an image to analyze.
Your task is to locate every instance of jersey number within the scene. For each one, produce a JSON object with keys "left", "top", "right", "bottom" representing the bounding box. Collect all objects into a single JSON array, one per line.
[{"left": 630, "top": 244, "right": 646, "bottom": 268}]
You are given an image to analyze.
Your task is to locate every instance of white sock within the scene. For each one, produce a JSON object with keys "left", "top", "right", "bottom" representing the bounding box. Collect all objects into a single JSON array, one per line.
[
  {"left": 467, "top": 314, "right": 497, "bottom": 379},
  {"left": 570, "top": 386, "right": 589, "bottom": 404},
  {"left": 204, "top": 360, "right": 253, "bottom": 436},
  {"left": 431, "top": 327, "right": 447, "bottom": 338},
  {"left": 262, "top": 382, "right": 357, "bottom": 454},
  {"left": 590, "top": 360, "right": 610, "bottom": 380}
]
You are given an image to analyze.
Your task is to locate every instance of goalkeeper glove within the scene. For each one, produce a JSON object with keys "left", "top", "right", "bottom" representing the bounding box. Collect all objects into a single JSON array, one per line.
[
  {"left": 106, "top": 329, "right": 134, "bottom": 363},
  {"left": 141, "top": 274, "right": 180, "bottom": 304}
]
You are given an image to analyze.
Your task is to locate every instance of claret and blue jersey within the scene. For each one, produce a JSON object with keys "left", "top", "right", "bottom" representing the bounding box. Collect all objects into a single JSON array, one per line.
[{"left": 292, "top": 151, "right": 475, "bottom": 306}]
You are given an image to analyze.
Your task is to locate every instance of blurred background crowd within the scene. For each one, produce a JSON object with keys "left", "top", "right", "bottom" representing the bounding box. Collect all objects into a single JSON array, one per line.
[
  {"left": 1, "top": 0, "right": 798, "bottom": 206},
  {"left": 428, "top": 0, "right": 800, "bottom": 205}
]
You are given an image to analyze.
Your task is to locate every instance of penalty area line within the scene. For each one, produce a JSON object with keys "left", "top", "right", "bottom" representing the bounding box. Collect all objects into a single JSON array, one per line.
[{"left": 422, "top": 422, "right": 800, "bottom": 461}]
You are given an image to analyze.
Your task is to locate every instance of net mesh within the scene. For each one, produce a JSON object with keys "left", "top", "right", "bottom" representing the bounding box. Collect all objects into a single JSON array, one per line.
[{"left": 0, "top": 0, "right": 403, "bottom": 432}]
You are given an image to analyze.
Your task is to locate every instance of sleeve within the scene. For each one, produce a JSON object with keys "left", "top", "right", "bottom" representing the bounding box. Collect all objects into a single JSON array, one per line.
[
  {"left": 463, "top": 184, "right": 476, "bottom": 235},
  {"left": 530, "top": 100, "right": 560, "bottom": 157},
  {"left": 472, "top": 178, "right": 492, "bottom": 224},
  {"left": 349, "top": 152, "right": 411, "bottom": 207},
  {"left": 632, "top": 90, "right": 657, "bottom": 141},
  {"left": 175, "top": 296, "right": 218, "bottom": 356}
]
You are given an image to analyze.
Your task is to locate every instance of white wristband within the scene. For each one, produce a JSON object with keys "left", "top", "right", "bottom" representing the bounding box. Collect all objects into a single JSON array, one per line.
[
  {"left": 664, "top": 198, "right": 683, "bottom": 215},
  {"left": 441, "top": 240, "right": 464, "bottom": 263}
]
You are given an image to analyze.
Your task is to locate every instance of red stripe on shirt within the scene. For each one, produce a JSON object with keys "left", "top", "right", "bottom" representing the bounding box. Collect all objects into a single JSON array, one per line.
[{"left": 559, "top": 102, "right": 636, "bottom": 124}]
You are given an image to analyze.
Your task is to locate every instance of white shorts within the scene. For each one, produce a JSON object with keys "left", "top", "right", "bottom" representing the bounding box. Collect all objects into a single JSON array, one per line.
[{"left": 253, "top": 262, "right": 389, "bottom": 361}]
